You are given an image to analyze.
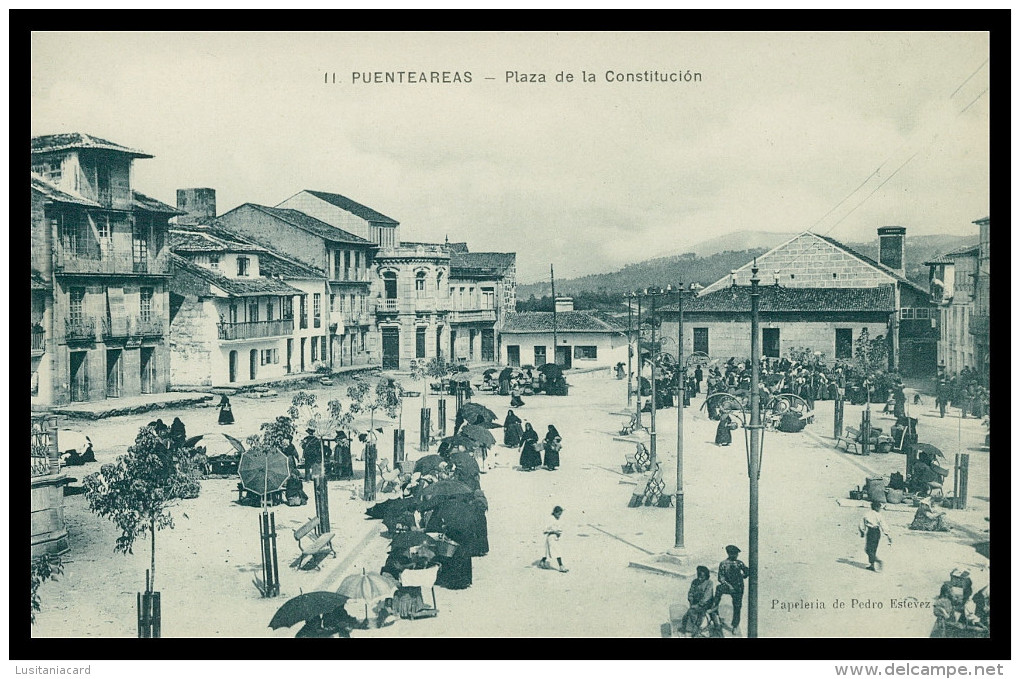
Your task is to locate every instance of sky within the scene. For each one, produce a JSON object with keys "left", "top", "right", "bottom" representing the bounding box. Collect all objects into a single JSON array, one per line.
[{"left": 30, "top": 31, "right": 990, "bottom": 283}]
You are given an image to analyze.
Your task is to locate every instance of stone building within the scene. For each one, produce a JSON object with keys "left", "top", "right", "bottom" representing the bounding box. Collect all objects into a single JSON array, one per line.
[
  {"left": 661, "top": 228, "right": 937, "bottom": 375},
  {"left": 971, "top": 217, "right": 990, "bottom": 383},
  {"left": 500, "top": 298, "right": 627, "bottom": 370},
  {"left": 215, "top": 201, "right": 377, "bottom": 368},
  {"left": 167, "top": 224, "right": 329, "bottom": 387},
  {"left": 31, "top": 133, "right": 180, "bottom": 406}
]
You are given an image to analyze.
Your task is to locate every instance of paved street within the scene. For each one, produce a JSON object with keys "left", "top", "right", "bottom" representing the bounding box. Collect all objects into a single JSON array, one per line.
[{"left": 33, "top": 371, "right": 989, "bottom": 638}]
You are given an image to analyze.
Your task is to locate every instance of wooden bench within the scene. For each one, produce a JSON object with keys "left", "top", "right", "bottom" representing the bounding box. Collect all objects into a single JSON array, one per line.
[
  {"left": 836, "top": 427, "right": 861, "bottom": 454},
  {"left": 293, "top": 517, "right": 336, "bottom": 570}
]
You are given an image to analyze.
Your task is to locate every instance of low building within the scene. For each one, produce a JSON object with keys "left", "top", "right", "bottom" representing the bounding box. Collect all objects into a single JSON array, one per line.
[
  {"left": 167, "top": 225, "right": 329, "bottom": 387},
  {"left": 500, "top": 298, "right": 626, "bottom": 370}
]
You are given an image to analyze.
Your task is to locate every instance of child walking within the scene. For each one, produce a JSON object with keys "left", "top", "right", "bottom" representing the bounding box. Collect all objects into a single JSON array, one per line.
[{"left": 539, "top": 506, "right": 568, "bottom": 573}]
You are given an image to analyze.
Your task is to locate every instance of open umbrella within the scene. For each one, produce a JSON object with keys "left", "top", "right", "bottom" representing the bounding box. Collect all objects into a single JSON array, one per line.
[
  {"left": 458, "top": 403, "right": 498, "bottom": 424},
  {"left": 185, "top": 433, "right": 244, "bottom": 457},
  {"left": 238, "top": 448, "right": 291, "bottom": 497},
  {"left": 390, "top": 531, "right": 437, "bottom": 552},
  {"left": 269, "top": 592, "right": 348, "bottom": 629},
  {"left": 336, "top": 569, "right": 398, "bottom": 620},
  {"left": 441, "top": 435, "right": 480, "bottom": 452},
  {"left": 483, "top": 368, "right": 499, "bottom": 378},
  {"left": 459, "top": 424, "right": 496, "bottom": 448},
  {"left": 419, "top": 479, "right": 473, "bottom": 500},
  {"left": 914, "top": 443, "right": 946, "bottom": 460},
  {"left": 413, "top": 454, "right": 446, "bottom": 474}
]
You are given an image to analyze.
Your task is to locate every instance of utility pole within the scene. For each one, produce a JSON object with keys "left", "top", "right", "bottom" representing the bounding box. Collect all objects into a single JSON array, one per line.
[
  {"left": 747, "top": 260, "right": 763, "bottom": 639},
  {"left": 627, "top": 295, "right": 633, "bottom": 407},
  {"left": 635, "top": 295, "right": 643, "bottom": 428},
  {"left": 675, "top": 283, "right": 685, "bottom": 550},
  {"left": 649, "top": 291, "right": 658, "bottom": 466},
  {"left": 550, "top": 264, "right": 558, "bottom": 367}
]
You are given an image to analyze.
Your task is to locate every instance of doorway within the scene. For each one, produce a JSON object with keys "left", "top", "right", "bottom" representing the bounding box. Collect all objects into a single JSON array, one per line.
[
  {"left": 450, "top": 330, "right": 457, "bottom": 361},
  {"left": 106, "top": 349, "right": 122, "bottom": 398},
  {"left": 762, "top": 328, "right": 780, "bottom": 358},
  {"left": 481, "top": 329, "right": 495, "bottom": 362},
  {"left": 286, "top": 339, "right": 293, "bottom": 374},
  {"left": 300, "top": 338, "right": 306, "bottom": 372},
  {"left": 382, "top": 327, "right": 400, "bottom": 370},
  {"left": 507, "top": 345, "right": 520, "bottom": 367},
  {"left": 555, "top": 345, "right": 573, "bottom": 369},
  {"left": 250, "top": 349, "right": 258, "bottom": 380},
  {"left": 70, "top": 350, "right": 89, "bottom": 402},
  {"left": 140, "top": 347, "right": 155, "bottom": 394}
]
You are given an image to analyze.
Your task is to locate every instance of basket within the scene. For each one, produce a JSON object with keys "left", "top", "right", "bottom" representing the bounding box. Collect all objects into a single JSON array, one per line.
[
  {"left": 433, "top": 536, "right": 459, "bottom": 558},
  {"left": 885, "top": 488, "right": 904, "bottom": 504}
]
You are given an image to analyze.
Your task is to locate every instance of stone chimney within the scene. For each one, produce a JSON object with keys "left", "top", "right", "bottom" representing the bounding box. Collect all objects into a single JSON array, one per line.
[
  {"left": 176, "top": 188, "right": 217, "bottom": 225},
  {"left": 554, "top": 296, "right": 574, "bottom": 312},
  {"left": 878, "top": 226, "right": 906, "bottom": 277}
]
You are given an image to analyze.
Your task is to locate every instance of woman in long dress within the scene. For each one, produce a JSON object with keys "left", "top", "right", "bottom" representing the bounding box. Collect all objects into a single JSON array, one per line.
[
  {"left": 543, "top": 425, "right": 562, "bottom": 471},
  {"left": 518, "top": 423, "right": 542, "bottom": 471},
  {"left": 715, "top": 412, "right": 735, "bottom": 446},
  {"left": 503, "top": 410, "right": 523, "bottom": 447},
  {"left": 510, "top": 383, "right": 525, "bottom": 408},
  {"left": 217, "top": 395, "right": 234, "bottom": 425}
]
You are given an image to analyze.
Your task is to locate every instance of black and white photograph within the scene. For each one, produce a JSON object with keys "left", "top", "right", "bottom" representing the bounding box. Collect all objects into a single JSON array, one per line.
[{"left": 26, "top": 28, "right": 995, "bottom": 659}]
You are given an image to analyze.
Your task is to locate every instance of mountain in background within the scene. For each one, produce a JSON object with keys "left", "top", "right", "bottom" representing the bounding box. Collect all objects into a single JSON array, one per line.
[{"left": 516, "top": 232, "right": 975, "bottom": 311}]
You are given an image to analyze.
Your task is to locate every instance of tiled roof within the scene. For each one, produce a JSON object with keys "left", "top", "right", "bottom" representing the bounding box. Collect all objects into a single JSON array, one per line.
[
  {"left": 813, "top": 233, "right": 930, "bottom": 296},
  {"left": 169, "top": 253, "right": 304, "bottom": 298},
  {"left": 922, "top": 242, "right": 979, "bottom": 266},
  {"left": 133, "top": 191, "right": 184, "bottom": 214},
  {"left": 450, "top": 252, "right": 516, "bottom": 273},
  {"left": 31, "top": 174, "right": 101, "bottom": 207},
  {"left": 502, "top": 311, "right": 625, "bottom": 334},
  {"left": 303, "top": 190, "right": 399, "bottom": 225},
  {"left": 31, "top": 133, "right": 153, "bottom": 158},
  {"left": 258, "top": 251, "right": 325, "bottom": 279},
  {"left": 246, "top": 204, "right": 373, "bottom": 245},
  {"left": 657, "top": 285, "right": 896, "bottom": 313},
  {"left": 447, "top": 241, "right": 469, "bottom": 253},
  {"left": 170, "top": 227, "right": 266, "bottom": 253}
]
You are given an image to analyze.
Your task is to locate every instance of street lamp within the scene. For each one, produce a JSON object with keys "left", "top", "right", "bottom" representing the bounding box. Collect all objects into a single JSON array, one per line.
[
  {"left": 746, "top": 259, "right": 765, "bottom": 639},
  {"left": 674, "top": 283, "right": 685, "bottom": 550},
  {"left": 637, "top": 287, "right": 668, "bottom": 466},
  {"left": 625, "top": 293, "right": 634, "bottom": 408}
]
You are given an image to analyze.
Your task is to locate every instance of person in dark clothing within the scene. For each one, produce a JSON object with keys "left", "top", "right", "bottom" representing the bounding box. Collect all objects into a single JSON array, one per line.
[
  {"left": 63, "top": 441, "right": 96, "bottom": 466},
  {"left": 503, "top": 410, "right": 523, "bottom": 447},
  {"left": 169, "top": 417, "right": 187, "bottom": 450},
  {"left": 518, "top": 423, "right": 542, "bottom": 471},
  {"left": 715, "top": 545, "right": 750, "bottom": 634},
  {"left": 285, "top": 472, "right": 308, "bottom": 506},
  {"left": 543, "top": 425, "right": 562, "bottom": 471},
  {"left": 498, "top": 367, "right": 513, "bottom": 396},
  {"left": 715, "top": 412, "right": 736, "bottom": 446},
  {"left": 893, "top": 384, "right": 907, "bottom": 419},
  {"left": 301, "top": 429, "right": 323, "bottom": 481},
  {"left": 334, "top": 430, "right": 354, "bottom": 479},
  {"left": 510, "top": 383, "right": 525, "bottom": 408},
  {"left": 217, "top": 395, "right": 234, "bottom": 425},
  {"left": 694, "top": 366, "right": 704, "bottom": 395}
]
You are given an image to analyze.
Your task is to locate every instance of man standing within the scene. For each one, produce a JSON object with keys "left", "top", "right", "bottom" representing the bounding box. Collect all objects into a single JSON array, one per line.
[
  {"left": 715, "top": 544, "right": 749, "bottom": 635},
  {"left": 539, "top": 506, "right": 568, "bottom": 573},
  {"left": 936, "top": 380, "right": 950, "bottom": 418},
  {"left": 694, "top": 365, "right": 703, "bottom": 395},
  {"left": 859, "top": 501, "right": 893, "bottom": 572}
]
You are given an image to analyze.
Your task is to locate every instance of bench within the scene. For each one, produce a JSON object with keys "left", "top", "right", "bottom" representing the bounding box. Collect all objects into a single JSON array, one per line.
[
  {"left": 622, "top": 443, "right": 651, "bottom": 474},
  {"left": 836, "top": 427, "right": 861, "bottom": 455},
  {"left": 643, "top": 463, "right": 669, "bottom": 507},
  {"left": 293, "top": 517, "right": 336, "bottom": 570}
]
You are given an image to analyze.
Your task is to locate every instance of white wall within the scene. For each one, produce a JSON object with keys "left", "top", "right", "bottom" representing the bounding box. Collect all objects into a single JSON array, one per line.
[{"left": 500, "top": 332, "right": 628, "bottom": 369}]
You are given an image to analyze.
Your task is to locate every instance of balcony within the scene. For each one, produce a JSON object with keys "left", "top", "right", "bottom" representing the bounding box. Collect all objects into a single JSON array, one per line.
[
  {"left": 101, "top": 316, "right": 165, "bottom": 340},
  {"left": 345, "top": 312, "right": 371, "bottom": 326},
  {"left": 969, "top": 314, "right": 989, "bottom": 337},
  {"left": 55, "top": 247, "right": 170, "bottom": 276},
  {"left": 450, "top": 308, "right": 497, "bottom": 324},
  {"left": 329, "top": 271, "right": 371, "bottom": 284},
  {"left": 65, "top": 317, "right": 97, "bottom": 342},
  {"left": 31, "top": 327, "right": 46, "bottom": 354},
  {"left": 377, "top": 299, "right": 399, "bottom": 314},
  {"left": 218, "top": 318, "right": 294, "bottom": 341}
]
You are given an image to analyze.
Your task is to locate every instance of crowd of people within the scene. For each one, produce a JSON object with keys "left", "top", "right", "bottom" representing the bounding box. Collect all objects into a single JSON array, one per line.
[
  {"left": 502, "top": 409, "right": 562, "bottom": 472},
  {"left": 935, "top": 366, "right": 990, "bottom": 420}
]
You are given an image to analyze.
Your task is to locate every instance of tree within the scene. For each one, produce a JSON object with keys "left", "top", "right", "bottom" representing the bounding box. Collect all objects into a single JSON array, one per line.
[
  {"left": 375, "top": 377, "right": 403, "bottom": 427},
  {"left": 260, "top": 416, "right": 296, "bottom": 451},
  {"left": 31, "top": 554, "right": 63, "bottom": 624},
  {"left": 83, "top": 425, "right": 199, "bottom": 591},
  {"left": 853, "top": 328, "right": 889, "bottom": 375}
]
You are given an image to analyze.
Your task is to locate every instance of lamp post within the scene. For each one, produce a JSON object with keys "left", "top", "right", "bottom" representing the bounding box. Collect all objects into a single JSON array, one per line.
[
  {"left": 674, "top": 283, "right": 685, "bottom": 550},
  {"left": 626, "top": 294, "right": 634, "bottom": 408},
  {"left": 635, "top": 294, "right": 643, "bottom": 429},
  {"left": 746, "top": 259, "right": 764, "bottom": 639},
  {"left": 649, "top": 289, "right": 658, "bottom": 466}
]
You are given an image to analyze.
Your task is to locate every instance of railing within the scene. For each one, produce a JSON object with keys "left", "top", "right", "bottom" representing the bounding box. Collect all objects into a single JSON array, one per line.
[
  {"left": 101, "top": 316, "right": 165, "bottom": 339},
  {"left": 218, "top": 318, "right": 294, "bottom": 341},
  {"left": 65, "top": 317, "right": 97, "bottom": 342},
  {"left": 55, "top": 247, "right": 170, "bottom": 275},
  {"left": 32, "top": 328, "right": 46, "bottom": 352},
  {"left": 378, "top": 299, "right": 399, "bottom": 313},
  {"left": 450, "top": 308, "right": 497, "bottom": 323}
]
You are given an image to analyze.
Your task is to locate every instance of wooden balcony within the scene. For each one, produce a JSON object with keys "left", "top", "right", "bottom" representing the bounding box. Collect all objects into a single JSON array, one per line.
[
  {"left": 101, "top": 316, "right": 165, "bottom": 340},
  {"left": 218, "top": 318, "right": 294, "bottom": 341},
  {"left": 32, "top": 327, "right": 46, "bottom": 354},
  {"left": 54, "top": 247, "right": 170, "bottom": 276}
]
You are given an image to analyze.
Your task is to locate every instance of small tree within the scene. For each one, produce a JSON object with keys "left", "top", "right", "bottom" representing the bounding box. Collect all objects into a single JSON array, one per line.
[
  {"left": 375, "top": 377, "right": 403, "bottom": 427},
  {"left": 854, "top": 329, "right": 889, "bottom": 375},
  {"left": 83, "top": 425, "right": 198, "bottom": 591},
  {"left": 31, "top": 554, "right": 63, "bottom": 624},
  {"left": 260, "top": 416, "right": 296, "bottom": 452}
]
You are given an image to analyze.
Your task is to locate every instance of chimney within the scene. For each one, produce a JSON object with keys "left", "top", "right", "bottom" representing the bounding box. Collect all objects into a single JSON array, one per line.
[
  {"left": 877, "top": 226, "right": 906, "bottom": 277},
  {"left": 176, "top": 188, "right": 217, "bottom": 225},
  {"left": 554, "top": 296, "right": 574, "bottom": 313}
]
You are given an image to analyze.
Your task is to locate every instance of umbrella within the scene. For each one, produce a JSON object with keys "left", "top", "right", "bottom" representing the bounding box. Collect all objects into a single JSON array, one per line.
[
  {"left": 238, "top": 448, "right": 291, "bottom": 497},
  {"left": 460, "top": 424, "right": 496, "bottom": 448},
  {"left": 450, "top": 451, "right": 481, "bottom": 479},
  {"left": 185, "top": 433, "right": 244, "bottom": 457},
  {"left": 441, "top": 435, "right": 480, "bottom": 452},
  {"left": 419, "top": 479, "right": 473, "bottom": 500},
  {"left": 483, "top": 368, "right": 499, "bottom": 377},
  {"left": 336, "top": 569, "right": 398, "bottom": 620},
  {"left": 538, "top": 363, "right": 563, "bottom": 379},
  {"left": 269, "top": 592, "right": 348, "bottom": 629},
  {"left": 56, "top": 430, "right": 92, "bottom": 454},
  {"left": 413, "top": 454, "right": 446, "bottom": 474},
  {"left": 459, "top": 403, "right": 498, "bottom": 423},
  {"left": 914, "top": 443, "right": 946, "bottom": 460},
  {"left": 390, "top": 531, "right": 437, "bottom": 552}
]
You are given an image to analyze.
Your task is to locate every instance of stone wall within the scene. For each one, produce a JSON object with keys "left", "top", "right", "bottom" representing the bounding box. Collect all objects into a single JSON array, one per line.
[
  {"left": 169, "top": 295, "right": 216, "bottom": 387},
  {"left": 218, "top": 204, "right": 327, "bottom": 272}
]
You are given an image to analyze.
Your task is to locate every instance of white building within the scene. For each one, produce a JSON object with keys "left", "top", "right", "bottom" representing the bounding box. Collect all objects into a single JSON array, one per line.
[{"left": 499, "top": 298, "right": 627, "bottom": 370}]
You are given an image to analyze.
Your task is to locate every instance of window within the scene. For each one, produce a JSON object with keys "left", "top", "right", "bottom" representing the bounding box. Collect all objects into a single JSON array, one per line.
[
  {"left": 247, "top": 300, "right": 259, "bottom": 323},
  {"left": 415, "top": 272, "right": 427, "bottom": 298},
  {"left": 209, "top": 254, "right": 220, "bottom": 270},
  {"left": 266, "top": 299, "right": 274, "bottom": 322},
  {"left": 534, "top": 345, "right": 547, "bottom": 366},
  {"left": 762, "top": 328, "right": 780, "bottom": 358},
  {"left": 321, "top": 336, "right": 327, "bottom": 361},
  {"left": 344, "top": 251, "right": 351, "bottom": 279},
  {"left": 835, "top": 328, "right": 853, "bottom": 359},
  {"left": 329, "top": 294, "right": 336, "bottom": 314},
  {"left": 96, "top": 215, "right": 112, "bottom": 255},
  {"left": 693, "top": 328, "right": 709, "bottom": 355},
  {"left": 573, "top": 345, "right": 598, "bottom": 360},
  {"left": 360, "top": 329, "right": 366, "bottom": 351},
  {"left": 915, "top": 308, "right": 930, "bottom": 320},
  {"left": 350, "top": 294, "right": 356, "bottom": 314},
  {"left": 229, "top": 304, "right": 238, "bottom": 324},
  {"left": 282, "top": 296, "right": 294, "bottom": 320},
  {"left": 132, "top": 219, "right": 150, "bottom": 264},
  {"left": 416, "top": 327, "right": 426, "bottom": 358},
  {"left": 300, "top": 295, "right": 308, "bottom": 329},
  {"left": 901, "top": 308, "right": 914, "bottom": 320},
  {"left": 482, "top": 288, "right": 495, "bottom": 310},
  {"left": 311, "top": 338, "right": 318, "bottom": 362},
  {"left": 69, "top": 287, "right": 85, "bottom": 323},
  {"left": 437, "top": 270, "right": 444, "bottom": 293},
  {"left": 313, "top": 293, "right": 321, "bottom": 328},
  {"left": 139, "top": 287, "right": 154, "bottom": 323},
  {"left": 236, "top": 257, "right": 250, "bottom": 277}
]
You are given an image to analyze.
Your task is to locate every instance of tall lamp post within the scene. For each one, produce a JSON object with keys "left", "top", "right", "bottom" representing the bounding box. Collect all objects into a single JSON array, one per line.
[
  {"left": 674, "top": 283, "right": 685, "bottom": 550},
  {"left": 635, "top": 293, "right": 643, "bottom": 429},
  {"left": 746, "top": 260, "right": 764, "bottom": 639},
  {"left": 626, "top": 293, "right": 634, "bottom": 408}
]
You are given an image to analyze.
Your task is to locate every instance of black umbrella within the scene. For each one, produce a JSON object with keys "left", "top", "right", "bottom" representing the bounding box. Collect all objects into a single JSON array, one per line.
[
  {"left": 458, "top": 402, "right": 498, "bottom": 423},
  {"left": 414, "top": 454, "right": 446, "bottom": 474},
  {"left": 441, "top": 435, "right": 480, "bottom": 452},
  {"left": 460, "top": 425, "right": 496, "bottom": 448},
  {"left": 390, "top": 531, "right": 437, "bottom": 552},
  {"left": 269, "top": 592, "right": 348, "bottom": 629},
  {"left": 420, "top": 479, "right": 473, "bottom": 500},
  {"left": 914, "top": 443, "right": 946, "bottom": 460},
  {"left": 483, "top": 368, "right": 499, "bottom": 377}
]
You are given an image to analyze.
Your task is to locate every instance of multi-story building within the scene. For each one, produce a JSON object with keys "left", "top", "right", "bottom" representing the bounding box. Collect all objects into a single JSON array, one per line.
[
  {"left": 925, "top": 242, "right": 980, "bottom": 376},
  {"left": 447, "top": 244, "right": 516, "bottom": 363},
  {"left": 167, "top": 224, "right": 329, "bottom": 386},
  {"left": 31, "top": 133, "right": 180, "bottom": 406},
  {"left": 215, "top": 200, "right": 377, "bottom": 368},
  {"left": 660, "top": 227, "right": 938, "bottom": 376},
  {"left": 970, "top": 217, "right": 990, "bottom": 383}
]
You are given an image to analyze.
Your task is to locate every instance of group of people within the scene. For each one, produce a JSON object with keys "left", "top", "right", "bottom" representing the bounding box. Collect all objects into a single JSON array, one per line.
[
  {"left": 935, "top": 366, "right": 989, "bottom": 419},
  {"left": 680, "top": 545, "right": 750, "bottom": 637},
  {"left": 502, "top": 410, "right": 562, "bottom": 472},
  {"left": 931, "top": 569, "right": 989, "bottom": 637}
]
